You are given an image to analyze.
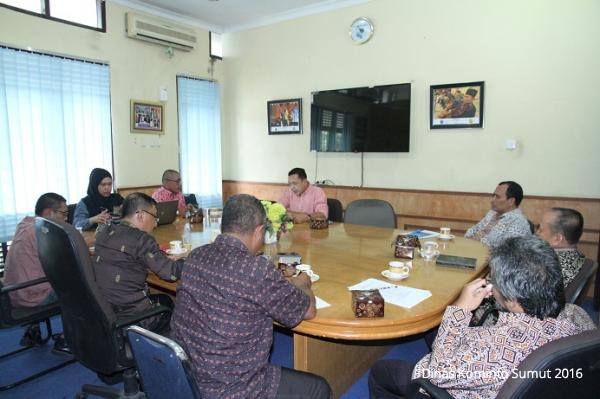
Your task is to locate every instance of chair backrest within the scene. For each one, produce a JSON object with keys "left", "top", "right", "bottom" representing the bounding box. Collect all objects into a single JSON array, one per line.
[
  {"left": 326, "top": 198, "right": 343, "bottom": 222},
  {"left": 127, "top": 325, "right": 201, "bottom": 399},
  {"left": 67, "top": 203, "right": 76, "bottom": 225},
  {"left": 497, "top": 329, "right": 600, "bottom": 398},
  {"left": 344, "top": 199, "right": 396, "bottom": 228},
  {"left": 564, "top": 259, "right": 598, "bottom": 305},
  {"left": 35, "top": 217, "right": 126, "bottom": 374}
]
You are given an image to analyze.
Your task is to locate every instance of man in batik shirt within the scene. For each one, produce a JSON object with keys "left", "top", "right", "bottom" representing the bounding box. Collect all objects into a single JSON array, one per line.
[{"left": 368, "top": 236, "right": 595, "bottom": 399}]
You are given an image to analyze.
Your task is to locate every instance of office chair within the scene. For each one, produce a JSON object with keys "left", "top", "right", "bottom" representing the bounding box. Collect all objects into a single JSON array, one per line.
[
  {"left": 408, "top": 329, "right": 600, "bottom": 398},
  {"left": 344, "top": 199, "right": 396, "bottom": 228},
  {"left": 127, "top": 325, "right": 202, "bottom": 399},
  {"left": 35, "top": 217, "right": 171, "bottom": 399},
  {"left": 0, "top": 277, "right": 76, "bottom": 391},
  {"left": 67, "top": 203, "right": 77, "bottom": 225},
  {"left": 565, "top": 259, "right": 598, "bottom": 305},
  {"left": 326, "top": 198, "right": 343, "bottom": 222}
]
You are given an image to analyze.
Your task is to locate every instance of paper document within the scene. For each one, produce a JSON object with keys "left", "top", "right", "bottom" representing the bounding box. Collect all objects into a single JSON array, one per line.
[
  {"left": 348, "top": 278, "right": 432, "bottom": 309},
  {"left": 404, "top": 229, "right": 439, "bottom": 239},
  {"left": 315, "top": 296, "right": 331, "bottom": 309}
]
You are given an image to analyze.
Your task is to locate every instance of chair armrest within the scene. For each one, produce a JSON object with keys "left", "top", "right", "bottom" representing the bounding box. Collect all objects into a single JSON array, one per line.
[
  {"left": 407, "top": 378, "right": 455, "bottom": 399},
  {"left": 1, "top": 277, "right": 50, "bottom": 294},
  {"left": 114, "top": 305, "right": 172, "bottom": 330}
]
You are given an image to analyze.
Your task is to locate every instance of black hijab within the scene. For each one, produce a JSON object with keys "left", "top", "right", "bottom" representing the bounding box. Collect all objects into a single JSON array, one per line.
[{"left": 82, "top": 168, "right": 123, "bottom": 217}]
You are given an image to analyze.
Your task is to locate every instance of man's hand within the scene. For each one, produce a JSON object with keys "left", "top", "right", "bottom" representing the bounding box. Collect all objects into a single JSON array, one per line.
[
  {"left": 453, "top": 278, "right": 493, "bottom": 311},
  {"left": 288, "top": 271, "right": 312, "bottom": 289}
]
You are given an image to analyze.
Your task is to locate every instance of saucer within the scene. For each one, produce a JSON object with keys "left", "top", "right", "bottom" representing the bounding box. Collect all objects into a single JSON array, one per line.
[
  {"left": 166, "top": 248, "right": 187, "bottom": 255},
  {"left": 381, "top": 270, "right": 409, "bottom": 281},
  {"left": 438, "top": 234, "right": 455, "bottom": 240}
]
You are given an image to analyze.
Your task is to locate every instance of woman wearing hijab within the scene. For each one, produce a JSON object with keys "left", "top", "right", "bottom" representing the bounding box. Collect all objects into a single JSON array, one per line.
[{"left": 73, "top": 168, "right": 124, "bottom": 231}]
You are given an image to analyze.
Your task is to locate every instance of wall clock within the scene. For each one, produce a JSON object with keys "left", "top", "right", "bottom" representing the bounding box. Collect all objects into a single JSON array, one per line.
[{"left": 349, "top": 17, "right": 374, "bottom": 44}]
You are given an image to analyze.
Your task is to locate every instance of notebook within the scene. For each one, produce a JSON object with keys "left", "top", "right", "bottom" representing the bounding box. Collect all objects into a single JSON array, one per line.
[
  {"left": 436, "top": 254, "right": 477, "bottom": 270},
  {"left": 155, "top": 200, "right": 179, "bottom": 225}
]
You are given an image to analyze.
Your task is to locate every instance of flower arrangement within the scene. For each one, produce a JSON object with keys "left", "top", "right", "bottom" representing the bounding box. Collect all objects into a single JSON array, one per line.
[{"left": 261, "top": 200, "right": 293, "bottom": 236}]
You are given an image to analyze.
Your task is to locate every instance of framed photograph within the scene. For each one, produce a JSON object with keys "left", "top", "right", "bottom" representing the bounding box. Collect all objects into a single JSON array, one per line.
[
  {"left": 267, "top": 98, "right": 302, "bottom": 134},
  {"left": 430, "top": 81, "right": 484, "bottom": 129},
  {"left": 131, "top": 100, "right": 163, "bottom": 133}
]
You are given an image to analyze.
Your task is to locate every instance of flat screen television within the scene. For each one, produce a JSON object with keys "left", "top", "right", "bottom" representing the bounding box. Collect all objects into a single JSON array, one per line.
[{"left": 310, "top": 83, "right": 411, "bottom": 152}]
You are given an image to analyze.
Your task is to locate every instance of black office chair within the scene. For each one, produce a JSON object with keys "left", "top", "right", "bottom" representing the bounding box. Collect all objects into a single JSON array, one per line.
[
  {"left": 408, "top": 329, "right": 600, "bottom": 398},
  {"left": 565, "top": 259, "right": 598, "bottom": 305},
  {"left": 35, "top": 217, "right": 171, "bottom": 399},
  {"left": 0, "top": 277, "right": 76, "bottom": 391},
  {"left": 127, "top": 325, "right": 202, "bottom": 399},
  {"left": 326, "top": 198, "right": 343, "bottom": 222},
  {"left": 344, "top": 199, "right": 396, "bottom": 228},
  {"left": 67, "top": 203, "right": 77, "bottom": 225}
]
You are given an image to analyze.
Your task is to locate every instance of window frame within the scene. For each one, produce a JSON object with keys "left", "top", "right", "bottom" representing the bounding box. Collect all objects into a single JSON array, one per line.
[{"left": 0, "top": 0, "right": 106, "bottom": 32}]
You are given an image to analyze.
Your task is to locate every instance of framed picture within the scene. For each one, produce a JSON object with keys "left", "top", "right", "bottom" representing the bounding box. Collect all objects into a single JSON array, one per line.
[
  {"left": 267, "top": 98, "right": 302, "bottom": 134},
  {"left": 430, "top": 81, "right": 484, "bottom": 129},
  {"left": 131, "top": 100, "right": 163, "bottom": 133}
]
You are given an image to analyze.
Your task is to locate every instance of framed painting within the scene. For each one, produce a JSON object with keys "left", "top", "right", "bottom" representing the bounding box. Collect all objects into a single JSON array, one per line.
[
  {"left": 131, "top": 100, "right": 163, "bottom": 133},
  {"left": 267, "top": 98, "right": 302, "bottom": 134},
  {"left": 430, "top": 81, "right": 484, "bottom": 129}
]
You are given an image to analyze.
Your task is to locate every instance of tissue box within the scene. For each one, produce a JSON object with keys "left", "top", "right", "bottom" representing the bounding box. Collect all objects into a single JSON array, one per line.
[{"left": 351, "top": 289, "right": 384, "bottom": 318}]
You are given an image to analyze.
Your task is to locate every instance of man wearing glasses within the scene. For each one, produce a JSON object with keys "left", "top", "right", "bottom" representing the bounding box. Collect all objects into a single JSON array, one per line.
[
  {"left": 4, "top": 193, "right": 69, "bottom": 350},
  {"left": 152, "top": 169, "right": 191, "bottom": 216},
  {"left": 93, "top": 192, "right": 184, "bottom": 333}
]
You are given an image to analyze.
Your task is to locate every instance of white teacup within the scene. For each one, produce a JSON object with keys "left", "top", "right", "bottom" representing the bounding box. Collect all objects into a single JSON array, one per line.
[
  {"left": 169, "top": 240, "right": 182, "bottom": 252},
  {"left": 388, "top": 261, "right": 410, "bottom": 277},
  {"left": 440, "top": 227, "right": 451, "bottom": 237},
  {"left": 296, "top": 264, "right": 315, "bottom": 277},
  {"left": 423, "top": 241, "right": 439, "bottom": 251}
]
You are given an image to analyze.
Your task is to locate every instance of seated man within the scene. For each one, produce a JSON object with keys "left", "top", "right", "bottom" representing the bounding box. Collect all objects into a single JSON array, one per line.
[
  {"left": 152, "top": 169, "right": 192, "bottom": 216},
  {"left": 536, "top": 207, "right": 586, "bottom": 286},
  {"left": 93, "top": 192, "right": 184, "bottom": 333},
  {"left": 170, "top": 194, "right": 331, "bottom": 399},
  {"left": 4, "top": 193, "right": 68, "bottom": 307},
  {"left": 3, "top": 193, "right": 69, "bottom": 350},
  {"left": 278, "top": 167, "right": 328, "bottom": 223},
  {"left": 465, "top": 180, "right": 531, "bottom": 247},
  {"left": 368, "top": 236, "right": 595, "bottom": 399}
]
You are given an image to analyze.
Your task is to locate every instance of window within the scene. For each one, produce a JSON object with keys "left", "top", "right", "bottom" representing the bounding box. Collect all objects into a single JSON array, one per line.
[
  {"left": 0, "top": 0, "right": 105, "bottom": 31},
  {"left": 0, "top": 46, "right": 113, "bottom": 240},
  {"left": 177, "top": 76, "right": 222, "bottom": 208}
]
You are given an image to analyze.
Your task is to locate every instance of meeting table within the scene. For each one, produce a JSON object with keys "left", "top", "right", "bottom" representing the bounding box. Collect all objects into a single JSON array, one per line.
[{"left": 144, "top": 219, "right": 489, "bottom": 398}]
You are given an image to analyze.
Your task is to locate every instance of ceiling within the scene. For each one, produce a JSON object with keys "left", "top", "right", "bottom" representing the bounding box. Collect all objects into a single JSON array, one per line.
[{"left": 115, "top": 0, "right": 370, "bottom": 32}]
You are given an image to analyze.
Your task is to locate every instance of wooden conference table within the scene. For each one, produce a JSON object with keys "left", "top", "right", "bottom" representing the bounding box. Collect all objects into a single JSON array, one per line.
[{"left": 148, "top": 220, "right": 489, "bottom": 398}]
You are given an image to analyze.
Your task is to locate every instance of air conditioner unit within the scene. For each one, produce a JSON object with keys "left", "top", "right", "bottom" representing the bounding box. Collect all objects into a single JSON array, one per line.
[{"left": 126, "top": 13, "right": 197, "bottom": 51}]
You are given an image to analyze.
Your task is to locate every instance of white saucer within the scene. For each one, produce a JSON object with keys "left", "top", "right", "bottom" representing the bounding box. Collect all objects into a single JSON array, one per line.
[
  {"left": 381, "top": 270, "right": 409, "bottom": 281},
  {"left": 420, "top": 250, "right": 440, "bottom": 259},
  {"left": 294, "top": 270, "right": 320, "bottom": 283},
  {"left": 166, "top": 248, "right": 187, "bottom": 255},
  {"left": 438, "top": 234, "right": 455, "bottom": 240}
]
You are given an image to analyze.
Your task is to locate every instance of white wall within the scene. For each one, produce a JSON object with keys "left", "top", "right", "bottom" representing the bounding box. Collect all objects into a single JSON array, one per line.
[
  {"left": 1, "top": 0, "right": 598, "bottom": 198},
  {"left": 0, "top": 2, "right": 221, "bottom": 188},
  {"left": 221, "top": 0, "right": 600, "bottom": 197}
]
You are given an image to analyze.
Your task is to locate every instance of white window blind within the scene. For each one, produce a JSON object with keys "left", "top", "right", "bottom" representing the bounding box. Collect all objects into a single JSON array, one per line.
[
  {"left": 177, "top": 76, "right": 222, "bottom": 208},
  {"left": 0, "top": 46, "right": 112, "bottom": 240}
]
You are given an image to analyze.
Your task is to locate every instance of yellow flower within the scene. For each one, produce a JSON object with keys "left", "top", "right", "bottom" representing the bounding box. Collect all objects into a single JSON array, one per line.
[{"left": 262, "top": 201, "right": 293, "bottom": 234}]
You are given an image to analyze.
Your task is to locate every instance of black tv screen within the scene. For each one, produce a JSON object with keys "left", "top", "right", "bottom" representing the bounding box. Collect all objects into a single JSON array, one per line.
[{"left": 310, "top": 83, "right": 411, "bottom": 152}]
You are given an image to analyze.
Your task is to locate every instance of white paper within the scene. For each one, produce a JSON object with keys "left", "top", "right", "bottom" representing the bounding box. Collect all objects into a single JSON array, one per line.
[
  {"left": 315, "top": 296, "right": 331, "bottom": 309},
  {"left": 348, "top": 278, "right": 432, "bottom": 309}
]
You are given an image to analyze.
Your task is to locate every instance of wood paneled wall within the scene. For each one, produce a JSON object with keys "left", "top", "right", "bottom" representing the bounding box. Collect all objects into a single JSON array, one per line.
[{"left": 221, "top": 180, "right": 600, "bottom": 262}]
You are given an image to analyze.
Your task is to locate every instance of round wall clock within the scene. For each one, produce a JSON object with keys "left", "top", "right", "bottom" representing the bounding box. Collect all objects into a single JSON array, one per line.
[{"left": 349, "top": 17, "right": 374, "bottom": 44}]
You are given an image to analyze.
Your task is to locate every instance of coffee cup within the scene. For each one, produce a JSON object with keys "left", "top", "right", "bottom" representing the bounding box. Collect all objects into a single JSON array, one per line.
[
  {"left": 388, "top": 261, "right": 410, "bottom": 276},
  {"left": 423, "top": 241, "right": 439, "bottom": 251},
  {"left": 295, "top": 264, "right": 315, "bottom": 277},
  {"left": 420, "top": 242, "right": 440, "bottom": 261},
  {"left": 169, "top": 240, "right": 182, "bottom": 252},
  {"left": 440, "top": 227, "right": 451, "bottom": 237}
]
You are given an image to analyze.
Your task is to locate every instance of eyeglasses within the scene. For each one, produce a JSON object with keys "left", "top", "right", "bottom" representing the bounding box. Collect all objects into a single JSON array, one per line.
[
  {"left": 138, "top": 209, "right": 160, "bottom": 224},
  {"left": 166, "top": 178, "right": 181, "bottom": 183},
  {"left": 55, "top": 209, "right": 69, "bottom": 216}
]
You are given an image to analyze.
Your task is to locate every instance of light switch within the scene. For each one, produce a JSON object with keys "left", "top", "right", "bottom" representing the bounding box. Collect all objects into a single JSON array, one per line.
[{"left": 505, "top": 139, "right": 517, "bottom": 150}]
